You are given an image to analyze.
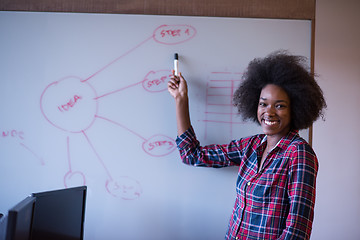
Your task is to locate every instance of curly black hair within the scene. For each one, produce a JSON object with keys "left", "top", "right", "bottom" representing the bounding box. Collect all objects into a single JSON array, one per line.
[{"left": 233, "top": 50, "right": 326, "bottom": 130}]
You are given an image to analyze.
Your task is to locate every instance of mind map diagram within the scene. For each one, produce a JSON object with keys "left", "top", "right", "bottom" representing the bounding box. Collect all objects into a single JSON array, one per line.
[
  {"left": 1, "top": 23, "right": 244, "bottom": 201},
  {"left": 39, "top": 24, "right": 197, "bottom": 200}
]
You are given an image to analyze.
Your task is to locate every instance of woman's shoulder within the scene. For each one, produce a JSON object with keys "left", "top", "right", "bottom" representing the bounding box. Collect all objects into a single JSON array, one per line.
[{"left": 284, "top": 131, "right": 318, "bottom": 166}]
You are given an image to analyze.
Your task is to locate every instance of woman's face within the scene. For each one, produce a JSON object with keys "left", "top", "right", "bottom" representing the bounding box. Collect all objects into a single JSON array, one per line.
[{"left": 257, "top": 84, "right": 291, "bottom": 140}]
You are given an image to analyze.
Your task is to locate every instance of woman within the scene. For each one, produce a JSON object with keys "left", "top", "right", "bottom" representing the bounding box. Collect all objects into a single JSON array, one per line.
[{"left": 167, "top": 50, "right": 326, "bottom": 240}]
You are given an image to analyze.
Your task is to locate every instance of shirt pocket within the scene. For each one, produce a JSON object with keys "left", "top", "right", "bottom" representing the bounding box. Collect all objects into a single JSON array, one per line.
[{"left": 249, "top": 173, "right": 274, "bottom": 210}]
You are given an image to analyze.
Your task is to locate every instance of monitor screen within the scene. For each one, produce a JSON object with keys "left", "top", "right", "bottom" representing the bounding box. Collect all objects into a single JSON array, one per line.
[
  {"left": 5, "top": 196, "right": 36, "bottom": 240},
  {"left": 31, "top": 186, "right": 87, "bottom": 240}
]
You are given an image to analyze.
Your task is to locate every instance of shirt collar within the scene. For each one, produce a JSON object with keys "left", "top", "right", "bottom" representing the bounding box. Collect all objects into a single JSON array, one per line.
[
  {"left": 275, "top": 129, "right": 300, "bottom": 151},
  {"left": 260, "top": 129, "right": 300, "bottom": 151}
]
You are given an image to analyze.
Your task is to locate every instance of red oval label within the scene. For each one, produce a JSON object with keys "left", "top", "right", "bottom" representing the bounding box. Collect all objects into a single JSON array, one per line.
[
  {"left": 142, "top": 135, "right": 176, "bottom": 157},
  {"left": 142, "top": 70, "right": 172, "bottom": 92},
  {"left": 153, "top": 24, "right": 197, "bottom": 45}
]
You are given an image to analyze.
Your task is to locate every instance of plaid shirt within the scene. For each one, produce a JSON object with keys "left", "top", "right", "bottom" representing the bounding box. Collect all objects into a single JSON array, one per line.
[{"left": 176, "top": 126, "right": 318, "bottom": 240}]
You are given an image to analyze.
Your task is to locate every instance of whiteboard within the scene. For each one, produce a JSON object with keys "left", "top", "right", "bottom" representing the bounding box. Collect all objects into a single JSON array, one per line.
[{"left": 0, "top": 12, "right": 311, "bottom": 240}]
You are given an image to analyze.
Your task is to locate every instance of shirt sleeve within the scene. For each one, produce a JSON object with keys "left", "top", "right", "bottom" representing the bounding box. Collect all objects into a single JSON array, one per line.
[
  {"left": 278, "top": 143, "right": 319, "bottom": 240},
  {"left": 176, "top": 126, "right": 242, "bottom": 168}
]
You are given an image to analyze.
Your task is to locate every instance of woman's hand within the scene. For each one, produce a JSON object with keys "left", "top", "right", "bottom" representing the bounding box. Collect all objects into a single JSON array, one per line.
[{"left": 167, "top": 70, "right": 188, "bottom": 101}]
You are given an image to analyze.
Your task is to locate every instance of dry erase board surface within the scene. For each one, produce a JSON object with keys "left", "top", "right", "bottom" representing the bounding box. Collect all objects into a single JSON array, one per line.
[{"left": 0, "top": 12, "right": 310, "bottom": 240}]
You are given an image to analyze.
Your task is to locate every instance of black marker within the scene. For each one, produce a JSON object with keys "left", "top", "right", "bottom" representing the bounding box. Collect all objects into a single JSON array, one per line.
[{"left": 174, "top": 53, "right": 179, "bottom": 76}]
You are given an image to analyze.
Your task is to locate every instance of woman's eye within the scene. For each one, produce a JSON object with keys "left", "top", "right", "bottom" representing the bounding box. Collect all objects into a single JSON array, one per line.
[
  {"left": 276, "top": 104, "right": 286, "bottom": 109},
  {"left": 259, "top": 102, "right": 266, "bottom": 107}
]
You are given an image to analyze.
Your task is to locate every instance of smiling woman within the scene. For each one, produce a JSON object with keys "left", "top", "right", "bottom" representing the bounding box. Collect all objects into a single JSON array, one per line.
[{"left": 168, "top": 50, "right": 327, "bottom": 240}]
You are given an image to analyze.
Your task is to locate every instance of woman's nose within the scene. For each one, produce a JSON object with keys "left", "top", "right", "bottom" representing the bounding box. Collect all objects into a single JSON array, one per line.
[{"left": 265, "top": 105, "right": 276, "bottom": 115}]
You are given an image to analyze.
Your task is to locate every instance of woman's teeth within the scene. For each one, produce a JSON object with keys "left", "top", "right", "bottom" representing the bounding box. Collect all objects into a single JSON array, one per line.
[{"left": 264, "top": 119, "right": 278, "bottom": 126}]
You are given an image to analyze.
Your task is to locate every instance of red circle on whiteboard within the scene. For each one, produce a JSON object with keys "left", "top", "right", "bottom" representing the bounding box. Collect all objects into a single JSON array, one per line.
[{"left": 40, "top": 76, "right": 98, "bottom": 133}]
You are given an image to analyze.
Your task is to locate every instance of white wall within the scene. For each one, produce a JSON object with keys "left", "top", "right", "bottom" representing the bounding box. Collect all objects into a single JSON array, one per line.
[{"left": 312, "top": 0, "right": 360, "bottom": 239}]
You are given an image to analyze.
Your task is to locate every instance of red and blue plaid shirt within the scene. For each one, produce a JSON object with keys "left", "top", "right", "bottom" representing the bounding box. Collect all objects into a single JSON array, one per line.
[{"left": 176, "top": 126, "right": 318, "bottom": 240}]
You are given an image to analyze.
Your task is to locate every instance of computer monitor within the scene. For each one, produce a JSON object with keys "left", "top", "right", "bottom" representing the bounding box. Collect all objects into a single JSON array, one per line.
[
  {"left": 0, "top": 214, "right": 5, "bottom": 240},
  {"left": 5, "top": 196, "right": 36, "bottom": 240},
  {"left": 30, "top": 186, "right": 87, "bottom": 240}
]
